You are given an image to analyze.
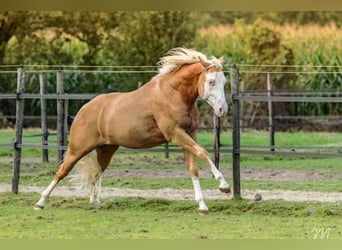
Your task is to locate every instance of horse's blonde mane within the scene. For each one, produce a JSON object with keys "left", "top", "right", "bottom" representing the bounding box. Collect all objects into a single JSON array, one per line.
[{"left": 157, "top": 48, "right": 222, "bottom": 77}]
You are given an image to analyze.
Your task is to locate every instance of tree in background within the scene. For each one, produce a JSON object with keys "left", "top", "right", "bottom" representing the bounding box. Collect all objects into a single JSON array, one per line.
[
  {"left": 43, "top": 11, "right": 118, "bottom": 66},
  {"left": 243, "top": 19, "right": 296, "bottom": 126},
  {"left": 104, "top": 11, "right": 201, "bottom": 91},
  {"left": 1, "top": 11, "right": 119, "bottom": 123},
  {"left": 0, "top": 12, "right": 36, "bottom": 120},
  {"left": 246, "top": 18, "right": 296, "bottom": 89},
  {"left": 0, "top": 11, "right": 203, "bottom": 123},
  {"left": 0, "top": 12, "right": 39, "bottom": 65}
]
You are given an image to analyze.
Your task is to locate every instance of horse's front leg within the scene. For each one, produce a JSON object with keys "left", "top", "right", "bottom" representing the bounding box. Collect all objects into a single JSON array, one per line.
[
  {"left": 206, "top": 156, "right": 230, "bottom": 193},
  {"left": 184, "top": 150, "right": 208, "bottom": 214},
  {"left": 172, "top": 128, "right": 230, "bottom": 211}
]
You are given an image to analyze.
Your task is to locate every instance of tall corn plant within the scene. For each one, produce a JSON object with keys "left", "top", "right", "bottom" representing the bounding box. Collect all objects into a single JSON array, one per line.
[{"left": 290, "top": 25, "right": 342, "bottom": 116}]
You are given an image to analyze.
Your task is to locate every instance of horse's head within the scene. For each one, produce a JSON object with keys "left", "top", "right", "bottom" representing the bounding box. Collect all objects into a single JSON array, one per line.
[
  {"left": 157, "top": 48, "right": 228, "bottom": 117},
  {"left": 198, "top": 57, "right": 228, "bottom": 117}
]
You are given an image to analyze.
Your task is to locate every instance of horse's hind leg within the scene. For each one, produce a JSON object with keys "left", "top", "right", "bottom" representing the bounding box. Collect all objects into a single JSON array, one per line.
[
  {"left": 88, "top": 145, "right": 119, "bottom": 205},
  {"left": 34, "top": 150, "right": 88, "bottom": 210}
]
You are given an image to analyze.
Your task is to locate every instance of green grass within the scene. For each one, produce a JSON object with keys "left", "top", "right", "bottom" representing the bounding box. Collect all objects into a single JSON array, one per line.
[
  {"left": 1, "top": 129, "right": 342, "bottom": 157},
  {"left": 239, "top": 154, "right": 342, "bottom": 170},
  {"left": 0, "top": 192, "right": 341, "bottom": 239}
]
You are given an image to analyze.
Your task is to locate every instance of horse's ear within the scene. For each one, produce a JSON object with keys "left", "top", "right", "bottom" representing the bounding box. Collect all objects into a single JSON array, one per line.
[
  {"left": 218, "top": 56, "right": 224, "bottom": 65},
  {"left": 198, "top": 56, "right": 210, "bottom": 67}
]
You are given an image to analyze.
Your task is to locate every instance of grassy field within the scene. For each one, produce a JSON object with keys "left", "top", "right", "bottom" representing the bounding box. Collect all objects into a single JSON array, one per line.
[
  {"left": 0, "top": 192, "right": 341, "bottom": 239},
  {"left": 0, "top": 128, "right": 341, "bottom": 239}
]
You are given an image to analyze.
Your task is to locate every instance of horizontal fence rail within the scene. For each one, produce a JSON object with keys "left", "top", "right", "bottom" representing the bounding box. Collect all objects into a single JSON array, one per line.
[
  {"left": 236, "top": 95, "right": 342, "bottom": 102},
  {"left": 0, "top": 93, "right": 98, "bottom": 100},
  {"left": 3, "top": 93, "right": 342, "bottom": 102}
]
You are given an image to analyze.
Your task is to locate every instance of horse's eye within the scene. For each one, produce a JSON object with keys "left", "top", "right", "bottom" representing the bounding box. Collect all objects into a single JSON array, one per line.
[{"left": 208, "top": 79, "right": 216, "bottom": 86}]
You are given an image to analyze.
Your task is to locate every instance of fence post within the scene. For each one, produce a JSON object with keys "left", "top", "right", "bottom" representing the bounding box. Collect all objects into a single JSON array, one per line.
[
  {"left": 12, "top": 66, "right": 25, "bottom": 194},
  {"left": 213, "top": 114, "right": 220, "bottom": 169},
  {"left": 267, "top": 73, "right": 275, "bottom": 152},
  {"left": 164, "top": 143, "right": 169, "bottom": 158},
  {"left": 64, "top": 97, "right": 69, "bottom": 144},
  {"left": 56, "top": 70, "right": 66, "bottom": 163},
  {"left": 240, "top": 80, "right": 245, "bottom": 132},
  {"left": 230, "top": 65, "right": 241, "bottom": 199},
  {"left": 40, "top": 73, "right": 49, "bottom": 162}
]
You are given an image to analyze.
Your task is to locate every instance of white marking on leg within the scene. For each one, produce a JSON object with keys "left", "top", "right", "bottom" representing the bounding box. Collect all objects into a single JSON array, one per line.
[
  {"left": 34, "top": 179, "right": 58, "bottom": 210},
  {"left": 95, "top": 175, "right": 102, "bottom": 204},
  {"left": 207, "top": 157, "right": 229, "bottom": 190},
  {"left": 89, "top": 174, "right": 102, "bottom": 205},
  {"left": 191, "top": 176, "right": 208, "bottom": 212},
  {"left": 89, "top": 183, "right": 95, "bottom": 203}
]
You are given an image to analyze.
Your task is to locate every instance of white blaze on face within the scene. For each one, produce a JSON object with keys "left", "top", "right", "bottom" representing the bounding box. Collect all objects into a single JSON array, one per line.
[{"left": 203, "top": 71, "right": 228, "bottom": 117}]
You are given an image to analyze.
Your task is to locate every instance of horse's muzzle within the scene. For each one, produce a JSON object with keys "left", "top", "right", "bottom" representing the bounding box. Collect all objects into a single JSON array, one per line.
[{"left": 214, "top": 102, "right": 228, "bottom": 117}]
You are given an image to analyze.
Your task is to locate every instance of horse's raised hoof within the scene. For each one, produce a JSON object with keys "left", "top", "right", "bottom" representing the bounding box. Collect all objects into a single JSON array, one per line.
[
  {"left": 33, "top": 204, "right": 44, "bottom": 211},
  {"left": 198, "top": 209, "right": 209, "bottom": 216},
  {"left": 219, "top": 187, "right": 231, "bottom": 194}
]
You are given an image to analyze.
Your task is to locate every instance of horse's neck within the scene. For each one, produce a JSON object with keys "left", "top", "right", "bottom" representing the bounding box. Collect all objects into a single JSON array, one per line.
[
  {"left": 167, "top": 64, "right": 203, "bottom": 105},
  {"left": 163, "top": 75, "right": 198, "bottom": 105}
]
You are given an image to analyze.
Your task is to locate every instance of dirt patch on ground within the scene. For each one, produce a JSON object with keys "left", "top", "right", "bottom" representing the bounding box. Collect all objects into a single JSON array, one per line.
[
  {"left": 103, "top": 167, "right": 338, "bottom": 182},
  {"left": 0, "top": 184, "right": 341, "bottom": 203}
]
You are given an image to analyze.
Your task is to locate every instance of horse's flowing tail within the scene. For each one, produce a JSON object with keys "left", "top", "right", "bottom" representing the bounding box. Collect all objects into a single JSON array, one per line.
[{"left": 69, "top": 150, "right": 103, "bottom": 204}]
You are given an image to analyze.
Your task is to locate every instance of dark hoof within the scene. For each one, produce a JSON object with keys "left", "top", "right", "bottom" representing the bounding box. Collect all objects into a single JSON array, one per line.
[
  {"left": 219, "top": 187, "right": 231, "bottom": 194},
  {"left": 33, "top": 204, "right": 44, "bottom": 211},
  {"left": 198, "top": 209, "right": 209, "bottom": 215}
]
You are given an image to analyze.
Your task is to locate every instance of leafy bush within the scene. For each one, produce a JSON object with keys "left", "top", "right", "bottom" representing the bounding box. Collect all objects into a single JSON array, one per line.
[{"left": 103, "top": 11, "right": 201, "bottom": 91}]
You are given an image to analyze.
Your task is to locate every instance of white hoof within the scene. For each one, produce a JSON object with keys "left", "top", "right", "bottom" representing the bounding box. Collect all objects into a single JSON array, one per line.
[
  {"left": 33, "top": 204, "right": 44, "bottom": 211},
  {"left": 198, "top": 209, "right": 209, "bottom": 215}
]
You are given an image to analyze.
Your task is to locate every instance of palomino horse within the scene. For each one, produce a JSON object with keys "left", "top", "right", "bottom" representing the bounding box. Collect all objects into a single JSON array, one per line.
[{"left": 34, "top": 48, "right": 230, "bottom": 214}]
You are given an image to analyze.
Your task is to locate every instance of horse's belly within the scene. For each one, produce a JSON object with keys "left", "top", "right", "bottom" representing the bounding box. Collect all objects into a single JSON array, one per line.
[
  {"left": 115, "top": 132, "right": 166, "bottom": 149},
  {"left": 99, "top": 95, "right": 168, "bottom": 148},
  {"left": 106, "top": 121, "right": 167, "bottom": 149},
  {"left": 124, "top": 136, "right": 166, "bottom": 149}
]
